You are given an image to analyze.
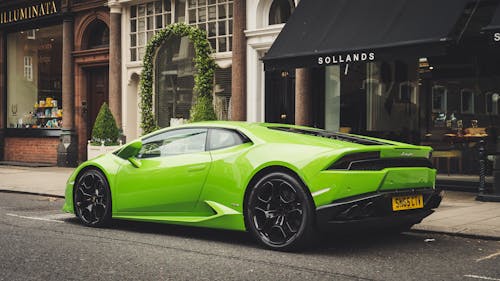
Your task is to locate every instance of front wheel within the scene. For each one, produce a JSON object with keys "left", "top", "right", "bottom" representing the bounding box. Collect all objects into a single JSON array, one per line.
[
  {"left": 74, "top": 169, "right": 112, "bottom": 227},
  {"left": 245, "top": 172, "right": 315, "bottom": 251}
]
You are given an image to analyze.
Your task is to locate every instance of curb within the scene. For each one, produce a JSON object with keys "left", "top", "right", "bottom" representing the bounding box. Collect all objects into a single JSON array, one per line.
[
  {"left": 409, "top": 228, "right": 500, "bottom": 241},
  {"left": 0, "top": 189, "right": 65, "bottom": 199}
]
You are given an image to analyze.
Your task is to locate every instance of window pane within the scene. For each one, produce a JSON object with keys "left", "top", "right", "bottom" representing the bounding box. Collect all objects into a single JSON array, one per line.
[
  {"left": 130, "top": 19, "right": 137, "bottom": 32},
  {"left": 218, "top": 20, "right": 226, "bottom": 35},
  {"left": 138, "top": 32, "right": 145, "bottom": 46},
  {"left": 208, "top": 22, "right": 216, "bottom": 36},
  {"left": 138, "top": 18, "right": 145, "bottom": 30},
  {"left": 131, "top": 5, "right": 137, "bottom": 18},
  {"left": 140, "top": 128, "right": 207, "bottom": 157},
  {"left": 198, "top": 7, "right": 206, "bottom": 21},
  {"left": 209, "top": 129, "right": 246, "bottom": 150},
  {"left": 130, "top": 34, "right": 137, "bottom": 47},
  {"left": 218, "top": 5, "right": 226, "bottom": 19},
  {"left": 218, "top": 37, "right": 226, "bottom": 52},
  {"left": 131, "top": 48, "right": 137, "bottom": 61},
  {"left": 147, "top": 16, "right": 153, "bottom": 29},
  {"left": 138, "top": 4, "right": 145, "bottom": 16},
  {"left": 189, "top": 9, "right": 197, "bottom": 24},
  {"left": 147, "top": 3, "right": 154, "bottom": 15},
  {"left": 208, "top": 6, "right": 216, "bottom": 20},
  {"left": 156, "top": 15, "right": 163, "bottom": 29},
  {"left": 155, "top": 1, "right": 162, "bottom": 13},
  {"left": 164, "top": 0, "right": 172, "bottom": 11}
]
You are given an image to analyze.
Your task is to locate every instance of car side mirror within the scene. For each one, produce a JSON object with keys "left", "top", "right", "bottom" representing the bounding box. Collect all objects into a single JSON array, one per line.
[{"left": 116, "top": 140, "right": 142, "bottom": 161}]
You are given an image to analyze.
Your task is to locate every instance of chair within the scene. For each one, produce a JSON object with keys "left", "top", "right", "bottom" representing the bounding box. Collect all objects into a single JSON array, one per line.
[{"left": 432, "top": 150, "right": 462, "bottom": 175}]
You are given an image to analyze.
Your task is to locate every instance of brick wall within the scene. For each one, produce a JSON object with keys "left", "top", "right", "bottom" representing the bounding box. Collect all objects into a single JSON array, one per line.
[{"left": 4, "top": 137, "right": 59, "bottom": 164}]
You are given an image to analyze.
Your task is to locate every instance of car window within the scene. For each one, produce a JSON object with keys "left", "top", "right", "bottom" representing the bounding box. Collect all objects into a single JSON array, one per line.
[
  {"left": 208, "top": 128, "right": 249, "bottom": 151},
  {"left": 138, "top": 128, "right": 208, "bottom": 158}
]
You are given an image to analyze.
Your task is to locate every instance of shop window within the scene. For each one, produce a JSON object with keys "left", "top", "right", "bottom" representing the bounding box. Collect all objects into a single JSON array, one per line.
[
  {"left": 399, "top": 82, "right": 416, "bottom": 103},
  {"left": 155, "top": 35, "right": 195, "bottom": 127},
  {"left": 460, "top": 89, "right": 475, "bottom": 114},
  {"left": 485, "top": 92, "right": 499, "bottom": 115},
  {"left": 269, "top": 0, "right": 294, "bottom": 25},
  {"left": 7, "top": 25, "right": 63, "bottom": 129},
  {"left": 432, "top": 86, "right": 447, "bottom": 113}
]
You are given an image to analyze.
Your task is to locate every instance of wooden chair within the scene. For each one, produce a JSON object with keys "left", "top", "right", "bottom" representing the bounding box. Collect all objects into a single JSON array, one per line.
[{"left": 432, "top": 150, "right": 463, "bottom": 175}]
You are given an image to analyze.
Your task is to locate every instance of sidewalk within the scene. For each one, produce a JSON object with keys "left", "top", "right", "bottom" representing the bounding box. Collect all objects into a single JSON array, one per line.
[{"left": 0, "top": 165, "right": 498, "bottom": 240}]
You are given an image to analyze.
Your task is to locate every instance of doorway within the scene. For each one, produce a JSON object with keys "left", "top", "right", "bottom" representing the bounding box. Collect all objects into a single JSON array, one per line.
[
  {"left": 86, "top": 66, "right": 109, "bottom": 139},
  {"left": 265, "top": 69, "right": 295, "bottom": 124}
]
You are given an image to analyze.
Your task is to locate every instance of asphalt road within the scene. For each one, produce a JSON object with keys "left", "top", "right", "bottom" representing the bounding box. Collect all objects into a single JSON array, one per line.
[{"left": 0, "top": 192, "right": 498, "bottom": 281}]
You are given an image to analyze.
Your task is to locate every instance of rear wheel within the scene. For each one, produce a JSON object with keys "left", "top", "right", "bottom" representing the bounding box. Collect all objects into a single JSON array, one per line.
[
  {"left": 74, "top": 169, "right": 112, "bottom": 227},
  {"left": 245, "top": 172, "right": 315, "bottom": 251}
]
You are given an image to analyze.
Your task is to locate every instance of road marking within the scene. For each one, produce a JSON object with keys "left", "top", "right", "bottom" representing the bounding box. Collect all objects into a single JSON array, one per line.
[
  {"left": 6, "top": 213, "right": 66, "bottom": 223},
  {"left": 476, "top": 251, "right": 500, "bottom": 262},
  {"left": 464, "top": 275, "right": 500, "bottom": 281}
]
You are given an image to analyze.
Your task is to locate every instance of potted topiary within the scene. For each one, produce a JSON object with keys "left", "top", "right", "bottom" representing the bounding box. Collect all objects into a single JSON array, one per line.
[{"left": 87, "top": 102, "right": 122, "bottom": 159}]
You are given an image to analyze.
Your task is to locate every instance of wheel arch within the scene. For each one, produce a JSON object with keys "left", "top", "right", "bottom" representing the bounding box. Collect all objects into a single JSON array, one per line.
[
  {"left": 242, "top": 165, "right": 314, "bottom": 230},
  {"left": 72, "top": 164, "right": 113, "bottom": 213}
]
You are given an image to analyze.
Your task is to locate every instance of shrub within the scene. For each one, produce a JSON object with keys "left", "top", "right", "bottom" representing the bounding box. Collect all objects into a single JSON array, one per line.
[{"left": 91, "top": 102, "right": 120, "bottom": 146}]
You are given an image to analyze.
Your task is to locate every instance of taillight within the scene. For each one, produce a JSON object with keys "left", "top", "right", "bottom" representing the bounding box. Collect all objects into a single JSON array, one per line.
[{"left": 328, "top": 151, "right": 380, "bottom": 170}]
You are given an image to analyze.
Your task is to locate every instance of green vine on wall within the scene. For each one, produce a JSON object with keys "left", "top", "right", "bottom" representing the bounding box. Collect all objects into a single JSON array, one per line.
[{"left": 139, "top": 23, "right": 217, "bottom": 134}]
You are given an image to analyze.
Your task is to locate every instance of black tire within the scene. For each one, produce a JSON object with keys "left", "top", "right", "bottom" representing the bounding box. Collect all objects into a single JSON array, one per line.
[
  {"left": 73, "top": 169, "right": 112, "bottom": 227},
  {"left": 245, "top": 171, "right": 315, "bottom": 251}
]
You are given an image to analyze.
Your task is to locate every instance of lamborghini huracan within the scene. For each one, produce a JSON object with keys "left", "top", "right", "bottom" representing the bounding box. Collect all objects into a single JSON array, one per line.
[{"left": 63, "top": 121, "right": 442, "bottom": 251}]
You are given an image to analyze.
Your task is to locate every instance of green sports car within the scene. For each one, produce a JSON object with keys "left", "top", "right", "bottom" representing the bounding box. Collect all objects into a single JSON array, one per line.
[{"left": 63, "top": 121, "right": 441, "bottom": 251}]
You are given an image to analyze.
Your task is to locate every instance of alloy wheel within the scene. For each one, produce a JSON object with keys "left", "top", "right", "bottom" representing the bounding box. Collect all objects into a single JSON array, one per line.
[
  {"left": 248, "top": 175, "right": 308, "bottom": 247},
  {"left": 74, "top": 170, "right": 111, "bottom": 226}
]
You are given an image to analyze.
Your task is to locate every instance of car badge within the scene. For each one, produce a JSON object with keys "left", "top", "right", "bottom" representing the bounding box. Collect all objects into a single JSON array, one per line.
[{"left": 401, "top": 152, "right": 413, "bottom": 157}]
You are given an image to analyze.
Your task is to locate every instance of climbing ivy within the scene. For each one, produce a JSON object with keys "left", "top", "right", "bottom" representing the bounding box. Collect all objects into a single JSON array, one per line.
[{"left": 139, "top": 23, "right": 217, "bottom": 134}]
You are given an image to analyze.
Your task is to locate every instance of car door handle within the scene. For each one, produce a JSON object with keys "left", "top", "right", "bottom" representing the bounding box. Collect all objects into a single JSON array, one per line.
[{"left": 187, "top": 164, "right": 207, "bottom": 172}]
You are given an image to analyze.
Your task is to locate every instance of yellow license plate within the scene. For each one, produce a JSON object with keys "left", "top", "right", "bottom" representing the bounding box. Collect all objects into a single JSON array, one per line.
[{"left": 392, "top": 195, "right": 424, "bottom": 211}]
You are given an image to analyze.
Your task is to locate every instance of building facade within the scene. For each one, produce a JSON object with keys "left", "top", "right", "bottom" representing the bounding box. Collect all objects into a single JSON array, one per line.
[{"left": 264, "top": 0, "right": 500, "bottom": 180}]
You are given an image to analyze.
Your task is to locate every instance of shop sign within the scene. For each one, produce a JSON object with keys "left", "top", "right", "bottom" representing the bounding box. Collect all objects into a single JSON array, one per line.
[
  {"left": 0, "top": 1, "right": 59, "bottom": 26},
  {"left": 494, "top": 32, "right": 500, "bottom": 42},
  {"left": 317, "top": 52, "right": 375, "bottom": 65}
]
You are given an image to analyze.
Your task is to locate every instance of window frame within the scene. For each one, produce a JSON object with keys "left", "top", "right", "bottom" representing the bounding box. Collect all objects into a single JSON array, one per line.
[
  {"left": 460, "top": 89, "right": 475, "bottom": 114},
  {"left": 432, "top": 85, "right": 447, "bottom": 113}
]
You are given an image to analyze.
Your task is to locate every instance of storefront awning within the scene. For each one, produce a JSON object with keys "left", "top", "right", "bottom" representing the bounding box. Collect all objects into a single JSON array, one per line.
[
  {"left": 482, "top": 4, "right": 500, "bottom": 31},
  {"left": 263, "top": 0, "right": 470, "bottom": 71}
]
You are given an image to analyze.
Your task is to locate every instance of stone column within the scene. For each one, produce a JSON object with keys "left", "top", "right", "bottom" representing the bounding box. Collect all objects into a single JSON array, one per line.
[
  {"left": 295, "top": 68, "right": 312, "bottom": 126},
  {"left": 231, "top": 0, "right": 246, "bottom": 121},
  {"left": 109, "top": 1, "right": 122, "bottom": 128},
  {"left": 0, "top": 31, "right": 4, "bottom": 161},
  {"left": 57, "top": 14, "right": 78, "bottom": 167}
]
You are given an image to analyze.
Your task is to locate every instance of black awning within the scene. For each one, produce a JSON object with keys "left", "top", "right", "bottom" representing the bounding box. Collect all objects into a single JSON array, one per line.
[
  {"left": 263, "top": 0, "right": 469, "bottom": 71},
  {"left": 483, "top": 4, "right": 500, "bottom": 31}
]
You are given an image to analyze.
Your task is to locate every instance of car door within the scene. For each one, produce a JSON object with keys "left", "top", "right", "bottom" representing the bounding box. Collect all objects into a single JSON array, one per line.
[{"left": 114, "top": 128, "right": 211, "bottom": 214}]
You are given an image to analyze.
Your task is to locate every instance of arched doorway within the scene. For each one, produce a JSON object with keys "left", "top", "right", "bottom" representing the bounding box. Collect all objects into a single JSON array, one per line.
[{"left": 82, "top": 20, "right": 110, "bottom": 140}]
